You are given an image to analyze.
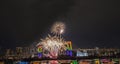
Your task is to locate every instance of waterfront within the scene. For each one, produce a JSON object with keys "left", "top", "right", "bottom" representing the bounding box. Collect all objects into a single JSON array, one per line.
[{"left": 0, "top": 58, "right": 120, "bottom": 64}]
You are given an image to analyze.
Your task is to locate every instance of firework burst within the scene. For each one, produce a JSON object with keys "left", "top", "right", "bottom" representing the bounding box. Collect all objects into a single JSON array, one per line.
[
  {"left": 51, "top": 22, "right": 65, "bottom": 35},
  {"left": 37, "top": 34, "right": 66, "bottom": 58},
  {"left": 37, "top": 22, "right": 66, "bottom": 58}
]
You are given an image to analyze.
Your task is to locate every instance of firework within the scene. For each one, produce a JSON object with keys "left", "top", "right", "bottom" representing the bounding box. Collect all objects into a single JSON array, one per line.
[
  {"left": 37, "top": 34, "right": 66, "bottom": 58},
  {"left": 51, "top": 22, "right": 65, "bottom": 35},
  {"left": 37, "top": 22, "right": 66, "bottom": 58}
]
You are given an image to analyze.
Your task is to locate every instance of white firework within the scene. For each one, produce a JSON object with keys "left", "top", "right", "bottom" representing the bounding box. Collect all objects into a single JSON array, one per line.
[
  {"left": 51, "top": 22, "right": 65, "bottom": 35},
  {"left": 37, "top": 22, "right": 66, "bottom": 58},
  {"left": 37, "top": 35, "right": 66, "bottom": 58}
]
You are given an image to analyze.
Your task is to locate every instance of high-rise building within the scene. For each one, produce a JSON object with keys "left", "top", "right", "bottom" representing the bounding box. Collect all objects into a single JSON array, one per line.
[
  {"left": 6, "top": 49, "right": 11, "bottom": 57},
  {"left": 16, "top": 47, "right": 23, "bottom": 54},
  {"left": 23, "top": 47, "right": 30, "bottom": 58},
  {"left": 5, "top": 49, "right": 15, "bottom": 59},
  {"left": 16, "top": 47, "right": 23, "bottom": 59}
]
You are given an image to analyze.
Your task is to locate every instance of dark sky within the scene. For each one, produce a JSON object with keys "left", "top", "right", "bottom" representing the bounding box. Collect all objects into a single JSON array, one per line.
[{"left": 0, "top": 0, "right": 120, "bottom": 49}]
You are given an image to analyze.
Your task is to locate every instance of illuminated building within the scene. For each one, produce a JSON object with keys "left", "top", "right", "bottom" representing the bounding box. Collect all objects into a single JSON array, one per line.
[
  {"left": 16, "top": 47, "right": 23, "bottom": 59},
  {"left": 22, "top": 47, "right": 31, "bottom": 58},
  {"left": 6, "top": 49, "right": 11, "bottom": 56},
  {"left": 16, "top": 47, "right": 23, "bottom": 55}
]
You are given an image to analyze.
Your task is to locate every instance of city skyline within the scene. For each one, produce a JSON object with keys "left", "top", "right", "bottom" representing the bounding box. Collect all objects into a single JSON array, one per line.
[{"left": 0, "top": 0, "right": 120, "bottom": 49}]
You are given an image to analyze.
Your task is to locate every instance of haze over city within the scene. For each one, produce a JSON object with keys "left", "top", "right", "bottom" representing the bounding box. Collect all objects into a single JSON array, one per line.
[{"left": 0, "top": 0, "right": 120, "bottom": 49}]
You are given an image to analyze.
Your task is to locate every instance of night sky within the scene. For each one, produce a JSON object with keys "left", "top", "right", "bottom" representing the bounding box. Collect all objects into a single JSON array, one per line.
[{"left": 0, "top": 0, "right": 120, "bottom": 49}]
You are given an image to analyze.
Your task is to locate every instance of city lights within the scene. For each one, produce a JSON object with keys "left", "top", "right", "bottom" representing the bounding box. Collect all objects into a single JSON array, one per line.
[{"left": 0, "top": 21, "right": 119, "bottom": 64}]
